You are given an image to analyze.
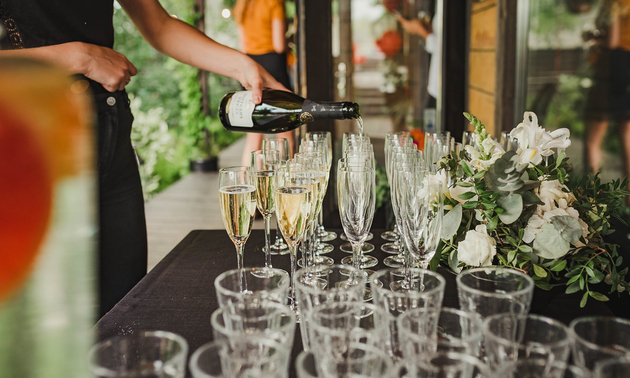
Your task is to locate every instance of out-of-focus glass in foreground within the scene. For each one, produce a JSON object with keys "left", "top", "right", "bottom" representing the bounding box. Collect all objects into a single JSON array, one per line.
[{"left": 0, "top": 57, "right": 96, "bottom": 377}]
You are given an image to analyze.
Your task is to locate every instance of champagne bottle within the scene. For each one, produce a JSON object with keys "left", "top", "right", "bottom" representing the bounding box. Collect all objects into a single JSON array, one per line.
[{"left": 219, "top": 89, "right": 360, "bottom": 133}]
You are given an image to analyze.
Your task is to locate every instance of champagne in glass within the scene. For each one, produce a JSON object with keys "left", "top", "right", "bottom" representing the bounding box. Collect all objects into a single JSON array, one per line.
[
  {"left": 219, "top": 167, "right": 256, "bottom": 270},
  {"left": 275, "top": 161, "right": 312, "bottom": 319},
  {"left": 251, "top": 149, "right": 279, "bottom": 270},
  {"left": 263, "top": 137, "right": 291, "bottom": 255}
]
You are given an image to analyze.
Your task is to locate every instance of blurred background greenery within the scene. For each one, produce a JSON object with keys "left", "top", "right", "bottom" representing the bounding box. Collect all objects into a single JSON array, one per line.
[{"left": 113, "top": 0, "right": 243, "bottom": 199}]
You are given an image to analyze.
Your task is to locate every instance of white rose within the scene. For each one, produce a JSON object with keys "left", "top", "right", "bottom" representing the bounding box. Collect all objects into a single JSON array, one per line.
[{"left": 457, "top": 224, "right": 497, "bottom": 267}]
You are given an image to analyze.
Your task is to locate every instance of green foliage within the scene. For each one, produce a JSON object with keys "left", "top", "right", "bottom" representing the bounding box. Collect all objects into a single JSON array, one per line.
[
  {"left": 129, "top": 95, "right": 189, "bottom": 199},
  {"left": 113, "top": 0, "right": 243, "bottom": 197},
  {"left": 375, "top": 164, "right": 390, "bottom": 211},
  {"left": 438, "top": 112, "right": 630, "bottom": 307}
]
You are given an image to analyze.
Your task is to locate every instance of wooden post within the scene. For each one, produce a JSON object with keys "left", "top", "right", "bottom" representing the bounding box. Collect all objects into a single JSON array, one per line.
[
  {"left": 296, "top": 0, "right": 337, "bottom": 224},
  {"left": 194, "top": 0, "right": 210, "bottom": 116},
  {"left": 442, "top": 0, "right": 467, "bottom": 141},
  {"left": 495, "top": 0, "right": 517, "bottom": 132}
]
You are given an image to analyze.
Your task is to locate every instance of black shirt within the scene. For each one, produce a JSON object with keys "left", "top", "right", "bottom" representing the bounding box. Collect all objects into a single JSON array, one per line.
[{"left": 1, "top": 0, "right": 114, "bottom": 48}]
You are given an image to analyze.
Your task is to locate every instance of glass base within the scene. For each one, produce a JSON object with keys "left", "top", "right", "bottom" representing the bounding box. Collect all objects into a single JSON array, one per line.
[
  {"left": 250, "top": 266, "right": 276, "bottom": 278},
  {"left": 381, "top": 242, "right": 401, "bottom": 255},
  {"left": 340, "top": 232, "right": 373, "bottom": 242},
  {"left": 268, "top": 241, "right": 290, "bottom": 255},
  {"left": 340, "top": 242, "right": 375, "bottom": 254},
  {"left": 319, "top": 230, "right": 337, "bottom": 242},
  {"left": 297, "top": 255, "right": 334, "bottom": 268},
  {"left": 381, "top": 231, "right": 397, "bottom": 242},
  {"left": 317, "top": 243, "right": 334, "bottom": 255},
  {"left": 341, "top": 255, "right": 378, "bottom": 269},
  {"left": 383, "top": 255, "right": 405, "bottom": 268}
]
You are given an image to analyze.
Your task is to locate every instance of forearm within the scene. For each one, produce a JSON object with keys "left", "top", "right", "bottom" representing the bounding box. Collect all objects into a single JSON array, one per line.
[
  {"left": 0, "top": 43, "right": 86, "bottom": 74},
  {"left": 128, "top": 12, "right": 255, "bottom": 84}
]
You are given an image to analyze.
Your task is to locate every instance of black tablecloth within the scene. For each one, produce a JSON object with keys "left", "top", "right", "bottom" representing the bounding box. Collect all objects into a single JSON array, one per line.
[{"left": 96, "top": 229, "right": 629, "bottom": 377}]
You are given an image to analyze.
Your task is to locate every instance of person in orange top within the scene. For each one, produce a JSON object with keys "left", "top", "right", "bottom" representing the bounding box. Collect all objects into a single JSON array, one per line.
[
  {"left": 585, "top": 0, "right": 630, "bottom": 190},
  {"left": 234, "top": 0, "right": 295, "bottom": 165}
]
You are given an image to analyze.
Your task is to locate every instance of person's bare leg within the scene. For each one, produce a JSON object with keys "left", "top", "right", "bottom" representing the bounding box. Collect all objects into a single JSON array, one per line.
[
  {"left": 241, "top": 133, "right": 263, "bottom": 166},
  {"left": 585, "top": 118, "right": 608, "bottom": 173}
]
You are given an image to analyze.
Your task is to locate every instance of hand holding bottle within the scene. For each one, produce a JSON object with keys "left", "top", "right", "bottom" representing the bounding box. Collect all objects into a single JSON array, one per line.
[{"left": 238, "top": 58, "right": 288, "bottom": 104}]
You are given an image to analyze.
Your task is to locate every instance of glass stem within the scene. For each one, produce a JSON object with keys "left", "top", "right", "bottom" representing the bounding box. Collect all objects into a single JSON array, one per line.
[
  {"left": 352, "top": 242, "right": 362, "bottom": 270},
  {"left": 318, "top": 208, "right": 325, "bottom": 234},
  {"left": 308, "top": 222, "right": 316, "bottom": 266},
  {"left": 235, "top": 243, "right": 244, "bottom": 270},
  {"left": 289, "top": 245, "right": 298, "bottom": 310},
  {"left": 264, "top": 216, "right": 272, "bottom": 269}
]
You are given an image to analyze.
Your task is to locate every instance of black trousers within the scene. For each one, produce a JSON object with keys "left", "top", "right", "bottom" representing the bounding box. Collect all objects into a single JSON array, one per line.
[
  {"left": 95, "top": 90, "right": 147, "bottom": 318},
  {"left": 248, "top": 52, "right": 293, "bottom": 91}
]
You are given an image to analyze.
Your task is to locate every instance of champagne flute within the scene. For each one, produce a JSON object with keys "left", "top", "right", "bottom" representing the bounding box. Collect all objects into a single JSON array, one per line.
[
  {"left": 337, "top": 158, "right": 377, "bottom": 270},
  {"left": 251, "top": 149, "right": 279, "bottom": 270},
  {"left": 303, "top": 131, "right": 337, "bottom": 243},
  {"left": 275, "top": 161, "right": 312, "bottom": 318},
  {"left": 263, "top": 137, "right": 291, "bottom": 255},
  {"left": 381, "top": 131, "right": 410, "bottom": 243},
  {"left": 294, "top": 152, "right": 333, "bottom": 268},
  {"left": 218, "top": 167, "right": 257, "bottom": 270}
]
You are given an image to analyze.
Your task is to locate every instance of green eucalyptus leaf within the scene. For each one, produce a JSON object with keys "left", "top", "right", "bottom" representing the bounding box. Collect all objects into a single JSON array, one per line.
[
  {"left": 556, "top": 149, "right": 566, "bottom": 167},
  {"left": 441, "top": 204, "right": 462, "bottom": 241},
  {"left": 463, "top": 201, "right": 479, "bottom": 209},
  {"left": 507, "top": 249, "right": 517, "bottom": 264},
  {"left": 448, "top": 250, "right": 462, "bottom": 274},
  {"left": 521, "top": 190, "right": 544, "bottom": 206},
  {"left": 550, "top": 215, "right": 583, "bottom": 244},
  {"left": 566, "top": 281, "right": 581, "bottom": 294},
  {"left": 518, "top": 244, "right": 533, "bottom": 253},
  {"left": 497, "top": 194, "right": 523, "bottom": 225},
  {"left": 588, "top": 270, "right": 605, "bottom": 284},
  {"left": 462, "top": 161, "right": 474, "bottom": 177},
  {"left": 533, "top": 264, "right": 548, "bottom": 278},
  {"left": 550, "top": 260, "right": 567, "bottom": 272},
  {"left": 533, "top": 223, "right": 570, "bottom": 259},
  {"left": 459, "top": 191, "right": 477, "bottom": 200},
  {"left": 580, "top": 292, "right": 588, "bottom": 308},
  {"left": 487, "top": 216, "right": 498, "bottom": 232},
  {"left": 536, "top": 281, "right": 553, "bottom": 290},
  {"left": 567, "top": 274, "right": 581, "bottom": 285},
  {"left": 588, "top": 292, "right": 609, "bottom": 302}
]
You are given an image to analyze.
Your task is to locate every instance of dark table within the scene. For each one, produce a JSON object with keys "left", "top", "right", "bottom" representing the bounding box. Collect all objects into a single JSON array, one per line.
[{"left": 96, "top": 229, "right": 628, "bottom": 377}]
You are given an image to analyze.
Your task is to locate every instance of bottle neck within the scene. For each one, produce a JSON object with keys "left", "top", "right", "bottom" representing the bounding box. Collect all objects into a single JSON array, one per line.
[{"left": 301, "top": 100, "right": 360, "bottom": 122}]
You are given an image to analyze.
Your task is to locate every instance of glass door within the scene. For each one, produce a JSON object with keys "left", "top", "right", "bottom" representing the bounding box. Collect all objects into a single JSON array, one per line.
[{"left": 519, "top": 0, "right": 630, "bottom": 183}]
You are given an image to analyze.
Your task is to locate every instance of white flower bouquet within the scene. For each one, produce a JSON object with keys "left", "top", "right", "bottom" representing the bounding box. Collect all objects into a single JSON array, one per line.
[{"left": 436, "top": 112, "right": 630, "bottom": 307}]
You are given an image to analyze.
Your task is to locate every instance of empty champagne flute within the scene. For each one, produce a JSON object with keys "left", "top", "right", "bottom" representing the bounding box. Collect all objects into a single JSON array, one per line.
[
  {"left": 219, "top": 166, "right": 256, "bottom": 270},
  {"left": 251, "top": 149, "right": 280, "bottom": 270},
  {"left": 304, "top": 131, "right": 337, "bottom": 243},
  {"left": 382, "top": 131, "right": 412, "bottom": 246},
  {"left": 294, "top": 151, "right": 332, "bottom": 267},
  {"left": 401, "top": 169, "right": 445, "bottom": 270},
  {"left": 275, "top": 161, "right": 312, "bottom": 318},
  {"left": 337, "top": 158, "right": 377, "bottom": 270},
  {"left": 263, "top": 137, "right": 291, "bottom": 255}
]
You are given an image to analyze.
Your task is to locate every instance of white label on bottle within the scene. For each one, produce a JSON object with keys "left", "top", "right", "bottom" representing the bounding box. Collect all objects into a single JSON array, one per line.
[{"left": 227, "top": 91, "right": 255, "bottom": 127}]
